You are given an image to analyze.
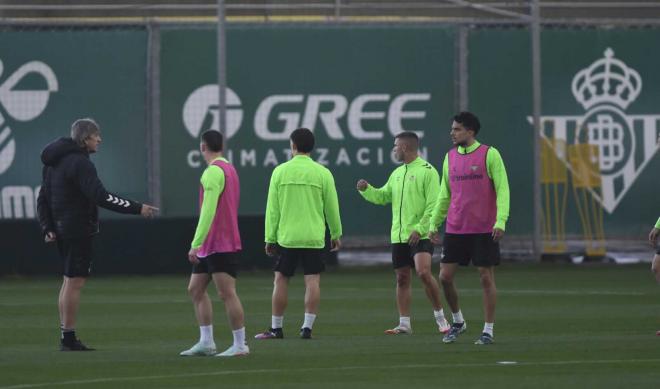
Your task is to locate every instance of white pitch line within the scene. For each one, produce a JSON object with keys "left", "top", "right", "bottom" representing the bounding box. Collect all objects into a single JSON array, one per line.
[
  {"left": 0, "top": 299, "right": 190, "bottom": 307},
  {"left": 292, "top": 288, "right": 648, "bottom": 297},
  {"left": 497, "top": 289, "right": 646, "bottom": 296},
  {"left": 0, "top": 289, "right": 647, "bottom": 307},
  {"left": 2, "top": 358, "right": 660, "bottom": 389}
]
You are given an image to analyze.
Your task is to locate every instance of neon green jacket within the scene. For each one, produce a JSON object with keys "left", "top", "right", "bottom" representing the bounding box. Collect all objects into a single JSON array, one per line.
[
  {"left": 655, "top": 217, "right": 660, "bottom": 229},
  {"left": 430, "top": 141, "right": 510, "bottom": 231},
  {"left": 191, "top": 157, "right": 226, "bottom": 248},
  {"left": 359, "top": 157, "right": 440, "bottom": 243},
  {"left": 265, "top": 155, "right": 342, "bottom": 249}
]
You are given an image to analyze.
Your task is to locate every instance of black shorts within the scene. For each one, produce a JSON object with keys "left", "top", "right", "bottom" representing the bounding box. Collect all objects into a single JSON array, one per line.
[
  {"left": 192, "top": 252, "right": 239, "bottom": 278},
  {"left": 57, "top": 237, "right": 93, "bottom": 278},
  {"left": 274, "top": 246, "right": 325, "bottom": 277},
  {"left": 391, "top": 239, "right": 434, "bottom": 269},
  {"left": 442, "top": 233, "right": 500, "bottom": 267}
]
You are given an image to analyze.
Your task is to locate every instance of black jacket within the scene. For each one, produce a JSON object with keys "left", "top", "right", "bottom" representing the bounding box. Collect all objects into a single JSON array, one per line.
[{"left": 37, "top": 137, "right": 142, "bottom": 239}]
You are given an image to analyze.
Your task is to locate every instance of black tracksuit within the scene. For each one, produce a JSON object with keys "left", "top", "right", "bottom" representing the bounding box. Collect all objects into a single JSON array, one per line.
[{"left": 37, "top": 137, "right": 142, "bottom": 240}]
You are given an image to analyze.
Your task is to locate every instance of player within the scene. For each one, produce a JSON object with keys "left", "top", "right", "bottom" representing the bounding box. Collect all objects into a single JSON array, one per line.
[
  {"left": 429, "top": 112, "right": 510, "bottom": 345},
  {"left": 179, "top": 130, "right": 249, "bottom": 357},
  {"left": 255, "top": 128, "right": 342, "bottom": 340},
  {"left": 357, "top": 131, "right": 450, "bottom": 335},
  {"left": 649, "top": 217, "right": 660, "bottom": 336}
]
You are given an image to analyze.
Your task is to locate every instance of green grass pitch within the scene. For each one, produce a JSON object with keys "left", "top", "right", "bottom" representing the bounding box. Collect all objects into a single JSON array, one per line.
[{"left": 1, "top": 263, "right": 659, "bottom": 388}]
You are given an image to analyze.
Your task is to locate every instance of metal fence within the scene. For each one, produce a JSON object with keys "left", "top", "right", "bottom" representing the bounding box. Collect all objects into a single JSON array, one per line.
[
  {"left": 3, "top": 1, "right": 660, "bottom": 22},
  {"left": 0, "top": 1, "right": 658, "bottom": 261}
]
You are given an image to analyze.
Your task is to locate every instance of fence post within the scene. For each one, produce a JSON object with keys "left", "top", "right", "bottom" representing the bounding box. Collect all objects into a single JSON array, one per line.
[
  {"left": 146, "top": 21, "right": 162, "bottom": 211},
  {"left": 455, "top": 24, "right": 469, "bottom": 112},
  {"left": 531, "top": 0, "right": 543, "bottom": 261},
  {"left": 217, "top": 0, "right": 227, "bottom": 140}
]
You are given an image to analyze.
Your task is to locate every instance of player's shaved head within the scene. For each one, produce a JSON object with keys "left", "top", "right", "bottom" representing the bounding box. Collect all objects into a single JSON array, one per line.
[{"left": 395, "top": 131, "right": 419, "bottom": 151}]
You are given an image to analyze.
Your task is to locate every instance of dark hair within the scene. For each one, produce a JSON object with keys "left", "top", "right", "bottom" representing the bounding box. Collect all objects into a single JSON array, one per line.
[
  {"left": 290, "top": 128, "right": 315, "bottom": 153},
  {"left": 395, "top": 131, "right": 419, "bottom": 149},
  {"left": 70, "top": 118, "right": 100, "bottom": 147},
  {"left": 395, "top": 131, "right": 419, "bottom": 142},
  {"left": 453, "top": 111, "right": 481, "bottom": 135},
  {"left": 201, "top": 130, "right": 223, "bottom": 152}
]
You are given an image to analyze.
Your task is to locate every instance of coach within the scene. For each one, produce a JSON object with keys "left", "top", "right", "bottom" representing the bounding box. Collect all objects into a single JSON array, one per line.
[{"left": 37, "top": 118, "right": 157, "bottom": 351}]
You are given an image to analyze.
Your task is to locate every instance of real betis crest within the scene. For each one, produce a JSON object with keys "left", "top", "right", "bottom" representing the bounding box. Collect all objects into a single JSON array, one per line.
[{"left": 530, "top": 48, "right": 660, "bottom": 213}]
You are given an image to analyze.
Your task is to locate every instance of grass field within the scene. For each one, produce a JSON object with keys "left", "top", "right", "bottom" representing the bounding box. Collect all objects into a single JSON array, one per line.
[{"left": 1, "top": 263, "right": 659, "bottom": 388}]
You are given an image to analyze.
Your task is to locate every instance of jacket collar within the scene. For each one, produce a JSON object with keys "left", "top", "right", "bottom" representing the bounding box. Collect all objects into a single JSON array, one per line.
[{"left": 457, "top": 140, "right": 481, "bottom": 155}]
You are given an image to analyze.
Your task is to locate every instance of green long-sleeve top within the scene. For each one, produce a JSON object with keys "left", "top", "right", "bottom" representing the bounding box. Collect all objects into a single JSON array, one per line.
[
  {"left": 655, "top": 217, "right": 660, "bottom": 229},
  {"left": 359, "top": 157, "right": 441, "bottom": 243},
  {"left": 430, "top": 141, "right": 510, "bottom": 231},
  {"left": 265, "top": 155, "right": 342, "bottom": 248},
  {"left": 191, "top": 157, "right": 227, "bottom": 248}
]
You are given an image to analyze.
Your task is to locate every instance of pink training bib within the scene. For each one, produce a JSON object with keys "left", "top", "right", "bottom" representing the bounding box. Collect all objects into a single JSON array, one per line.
[
  {"left": 446, "top": 145, "right": 497, "bottom": 234},
  {"left": 198, "top": 159, "right": 242, "bottom": 256}
]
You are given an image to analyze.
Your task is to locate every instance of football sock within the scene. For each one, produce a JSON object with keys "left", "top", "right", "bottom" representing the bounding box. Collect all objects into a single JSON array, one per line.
[
  {"left": 232, "top": 327, "right": 246, "bottom": 347},
  {"left": 452, "top": 310, "right": 465, "bottom": 325},
  {"left": 199, "top": 325, "right": 214, "bottom": 345},
  {"left": 434, "top": 309, "right": 446, "bottom": 325},
  {"left": 61, "top": 329, "right": 76, "bottom": 344},
  {"left": 302, "top": 313, "right": 316, "bottom": 329},
  {"left": 483, "top": 322, "right": 494, "bottom": 337},
  {"left": 272, "top": 315, "right": 283, "bottom": 329},
  {"left": 399, "top": 316, "right": 411, "bottom": 329}
]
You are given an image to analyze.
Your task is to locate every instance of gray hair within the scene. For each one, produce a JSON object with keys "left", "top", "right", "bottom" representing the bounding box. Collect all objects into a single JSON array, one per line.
[{"left": 70, "top": 118, "right": 100, "bottom": 147}]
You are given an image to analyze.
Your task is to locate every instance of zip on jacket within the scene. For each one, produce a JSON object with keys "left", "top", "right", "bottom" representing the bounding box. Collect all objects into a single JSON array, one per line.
[{"left": 359, "top": 157, "right": 440, "bottom": 244}]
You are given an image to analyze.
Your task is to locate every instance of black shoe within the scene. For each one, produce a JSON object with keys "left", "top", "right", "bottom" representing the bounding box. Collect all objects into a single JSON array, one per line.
[
  {"left": 254, "top": 327, "right": 283, "bottom": 339},
  {"left": 300, "top": 327, "right": 312, "bottom": 339},
  {"left": 60, "top": 338, "right": 95, "bottom": 351}
]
